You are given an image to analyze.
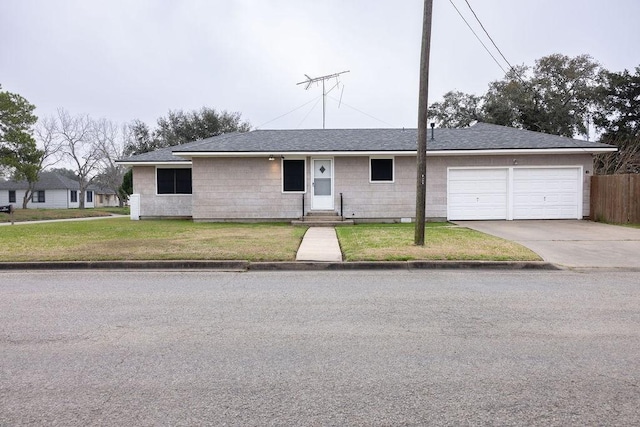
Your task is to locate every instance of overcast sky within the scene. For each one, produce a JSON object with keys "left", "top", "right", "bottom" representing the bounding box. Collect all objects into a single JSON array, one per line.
[{"left": 2, "top": 0, "right": 639, "bottom": 132}]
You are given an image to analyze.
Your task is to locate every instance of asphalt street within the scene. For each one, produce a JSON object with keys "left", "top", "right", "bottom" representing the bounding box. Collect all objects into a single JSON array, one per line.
[{"left": 1, "top": 270, "right": 639, "bottom": 426}]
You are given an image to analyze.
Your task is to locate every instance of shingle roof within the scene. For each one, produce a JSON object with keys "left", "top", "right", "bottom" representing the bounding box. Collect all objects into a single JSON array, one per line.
[
  {"left": 118, "top": 122, "right": 616, "bottom": 163},
  {"left": 0, "top": 171, "right": 100, "bottom": 191}
]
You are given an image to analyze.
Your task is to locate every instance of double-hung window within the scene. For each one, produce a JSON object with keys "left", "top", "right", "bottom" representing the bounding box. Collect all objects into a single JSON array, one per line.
[
  {"left": 8, "top": 190, "right": 16, "bottom": 203},
  {"left": 70, "top": 190, "right": 78, "bottom": 203},
  {"left": 33, "top": 190, "right": 45, "bottom": 203},
  {"left": 157, "top": 168, "right": 192, "bottom": 194},
  {"left": 86, "top": 191, "right": 93, "bottom": 203}
]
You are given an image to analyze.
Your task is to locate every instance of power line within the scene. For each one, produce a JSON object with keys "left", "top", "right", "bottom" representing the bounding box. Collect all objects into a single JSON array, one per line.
[
  {"left": 463, "top": 0, "right": 516, "bottom": 74},
  {"left": 448, "top": 0, "right": 507, "bottom": 75}
]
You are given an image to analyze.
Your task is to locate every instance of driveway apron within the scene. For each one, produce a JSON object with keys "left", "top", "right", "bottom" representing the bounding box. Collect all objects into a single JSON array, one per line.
[{"left": 455, "top": 220, "right": 640, "bottom": 269}]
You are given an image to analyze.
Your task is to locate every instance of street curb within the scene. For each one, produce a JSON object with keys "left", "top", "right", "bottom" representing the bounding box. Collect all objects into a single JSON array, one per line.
[
  {"left": 0, "top": 260, "right": 560, "bottom": 271},
  {"left": 0, "top": 260, "right": 249, "bottom": 271}
]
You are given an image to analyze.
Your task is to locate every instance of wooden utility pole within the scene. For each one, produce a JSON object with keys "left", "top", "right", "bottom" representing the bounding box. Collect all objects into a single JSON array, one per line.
[{"left": 415, "top": 0, "right": 433, "bottom": 245}]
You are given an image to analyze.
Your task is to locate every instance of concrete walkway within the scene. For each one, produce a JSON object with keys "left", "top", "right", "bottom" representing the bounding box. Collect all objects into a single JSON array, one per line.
[
  {"left": 296, "top": 227, "right": 343, "bottom": 262},
  {"left": 0, "top": 214, "right": 127, "bottom": 226}
]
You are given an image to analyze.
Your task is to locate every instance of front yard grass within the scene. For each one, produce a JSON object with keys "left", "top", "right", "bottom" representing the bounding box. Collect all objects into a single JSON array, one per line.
[
  {"left": 336, "top": 223, "right": 541, "bottom": 261},
  {"left": 0, "top": 218, "right": 306, "bottom": 262}
]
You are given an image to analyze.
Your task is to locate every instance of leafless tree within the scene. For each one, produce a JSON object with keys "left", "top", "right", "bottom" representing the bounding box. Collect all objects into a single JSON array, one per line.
[
  {"left": 20, "top": 116, "right": 66, "bottom": 208},
  {"left": 94, "top": 119, "right": 128, "bottom": 206},
  {"left": 594, "top": 136, "right": 640, "bottom": 175},
  {"left": 56, "top": 108, "right": 101, "bottom": 209}
]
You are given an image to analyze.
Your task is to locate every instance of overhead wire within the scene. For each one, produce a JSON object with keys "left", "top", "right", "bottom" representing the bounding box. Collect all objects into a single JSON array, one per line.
[
  {"left": 326, "top": 95, "right": 398, "bottom": 128},
  {"left": 463, "top": 0, "right": 516, "bottom": 74},
  {"left": 296, "top": 97, "right": 323, "bottom": 128},
  {"left": 448, "top": 0, "right": 508, "bottom": 75},
  {"left": 255, "top": 95, "right": 322, "bottom": 129}
]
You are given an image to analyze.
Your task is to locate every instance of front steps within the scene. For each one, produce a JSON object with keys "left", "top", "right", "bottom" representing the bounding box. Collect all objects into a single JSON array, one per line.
[{"left": 291, "top": 211, "right": 354, "bottom": 227}]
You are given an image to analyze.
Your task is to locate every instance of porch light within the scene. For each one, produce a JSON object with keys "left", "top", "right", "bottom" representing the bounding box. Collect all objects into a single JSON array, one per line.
[{"left": 268, "top": 155, "right": 275, "bottom": 161}]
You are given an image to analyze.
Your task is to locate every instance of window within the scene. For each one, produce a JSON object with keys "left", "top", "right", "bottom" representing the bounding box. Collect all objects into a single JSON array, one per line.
[
  {"left": 86, "top": 190, "right": 93, "bottom": 203},
  {"left": 70, "top": 190, "right": 78, "bottom": 203},
  {"left": 157, "top": 168, "right": 192, "bottom": 194},
  {"left": 370, "top": 158, "right": 394, "bottom": 182},
  {"left": 33, "top": 190, "right": 45, "bottom": 203},
  {"left": 282, "top": 159, "right": 305, "bottom": 192},
  {"left": 8, "top": 190, "right": 16, "bottom": 203}
]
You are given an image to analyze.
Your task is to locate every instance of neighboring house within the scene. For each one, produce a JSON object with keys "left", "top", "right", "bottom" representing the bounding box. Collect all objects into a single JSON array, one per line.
[
  {"left": 93, "top": 187, "right": 120, "bottom": 208},
  {"left": 0, "top": 171, "right": 97, "bottom": 209},
  {"left": 117, "top": 122, "right": 617, "bottom": 222}
]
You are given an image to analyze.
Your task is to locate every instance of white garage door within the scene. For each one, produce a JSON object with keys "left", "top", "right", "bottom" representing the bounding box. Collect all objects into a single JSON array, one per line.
[
  {"left": 447, "top": 167, "right": 582, "bottom": 220},
  {"left": 448, "top": 168, "right": 508, "bottom": 220},
  {"left": 513, "top": 168, "right": 580, "bottom": 219}
]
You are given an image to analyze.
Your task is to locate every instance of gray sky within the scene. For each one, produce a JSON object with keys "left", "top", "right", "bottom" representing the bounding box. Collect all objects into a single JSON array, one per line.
[{"left": 2, "top": 0, "right": 639, "bottom": 131}]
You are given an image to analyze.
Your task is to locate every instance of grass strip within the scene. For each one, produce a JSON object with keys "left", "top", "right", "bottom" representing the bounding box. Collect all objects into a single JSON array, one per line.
[{"left": 336, "top": 222, "right": 540, "bottom": 261}]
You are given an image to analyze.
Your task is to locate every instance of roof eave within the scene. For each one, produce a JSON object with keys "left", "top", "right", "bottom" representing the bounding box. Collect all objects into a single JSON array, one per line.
[
  {"left": 174, "top": 147, "right": 617, "bottom": 159},
  {"left": 116, "top": 160, "right": 193, "bottom": 166}
]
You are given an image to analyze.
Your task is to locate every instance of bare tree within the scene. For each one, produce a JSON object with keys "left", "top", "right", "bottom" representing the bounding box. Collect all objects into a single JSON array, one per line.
[
  {"left": 20, "top": 116, "right": 65, "bottom": 208},
  {"left": 94, "top": 119, "right": 128, "bottom": 206},
  {"left": 56, "top": 109, "right": 101, "bottom": 209},
  {"left": 594, "top": 136, "right": 640, "bottom": 174}
]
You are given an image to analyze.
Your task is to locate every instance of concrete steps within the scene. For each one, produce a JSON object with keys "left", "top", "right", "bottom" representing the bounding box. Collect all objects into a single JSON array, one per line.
[{"left": 292, "top": 211, "right": 354, "bottom": 227}]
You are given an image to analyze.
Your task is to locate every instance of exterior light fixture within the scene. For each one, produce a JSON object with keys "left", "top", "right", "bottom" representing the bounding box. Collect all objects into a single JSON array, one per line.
[{"left": 268, "top": 155, "right": 275, "bottom": 161}]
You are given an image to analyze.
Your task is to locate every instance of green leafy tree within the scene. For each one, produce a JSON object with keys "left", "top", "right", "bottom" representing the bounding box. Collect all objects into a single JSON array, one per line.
[
  {"left": 484, "top": 54, "right": 601, "bottom": 138},
  {"left": 592, "top": 66, "right": 640, "bottom": 174},
  {"left": 593, "top": 67, "right": 640, "bottom": 140},
  {"left": 125, "top": 107, "right": 251, "bottom": 155},
  {"left": 0, "top": 85, "right": 42, "bottom": 208},
  {"left": 119, "top": 169, "right": 133, "bottom": 201},
  {"left": 427, "top": 91, "right": 484, "bottom": 128}
]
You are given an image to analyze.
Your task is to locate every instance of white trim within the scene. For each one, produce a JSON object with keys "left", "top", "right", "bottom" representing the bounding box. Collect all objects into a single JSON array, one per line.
[
  {"left": 430, "top": 148, "right": 615, "bottom": 156},
  {"left": 155, "top": 166, "right": 193, "bottom": 196},
  {"left": 173, "top": 147, "right": 616, "bottom": 159},
  {"left": 281, "top": 157, "right": 307, "bottom": 194},
  {"left": 369, "top": 156, "right": 395, "bottom": 183},
  {"left": 116, "top": 161, "right": 192, "bottom": 166}
]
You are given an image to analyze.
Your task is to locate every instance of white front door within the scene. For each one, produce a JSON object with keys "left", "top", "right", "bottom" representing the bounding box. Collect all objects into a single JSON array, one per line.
[{"left": 312, "top": 159, "right": 334, "bottom": 210}]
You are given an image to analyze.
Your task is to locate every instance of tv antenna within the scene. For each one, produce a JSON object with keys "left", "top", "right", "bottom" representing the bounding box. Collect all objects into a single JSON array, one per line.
[{"left": 297, "top": 70, "right": 350, "bottom": 129}]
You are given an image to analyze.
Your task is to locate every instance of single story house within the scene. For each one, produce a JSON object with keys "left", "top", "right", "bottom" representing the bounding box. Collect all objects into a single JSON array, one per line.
[
  {"left": 0, "top": 171, "right": 99, "bottom": 209},
  {"left": 117, "top": 122, "right": 616, "bottom": 222}
]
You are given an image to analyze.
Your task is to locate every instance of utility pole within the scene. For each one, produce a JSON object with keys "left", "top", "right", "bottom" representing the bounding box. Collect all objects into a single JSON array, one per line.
[
  {"left": 297, "top": 71, "right": 350, "bottom": 129},
  {"left": 415, "top": 0, "right": 433, "bottom": 245}
]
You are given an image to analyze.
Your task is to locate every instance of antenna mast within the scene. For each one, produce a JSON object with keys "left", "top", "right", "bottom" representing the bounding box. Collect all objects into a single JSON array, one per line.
[{"left": 297, "top": 70, "right": 350, "bottom": 129}]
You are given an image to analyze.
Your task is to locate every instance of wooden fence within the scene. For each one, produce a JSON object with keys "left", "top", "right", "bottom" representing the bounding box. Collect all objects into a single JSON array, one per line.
[{"left": 590, "top": 174, "right": 640, "bottom": 223}]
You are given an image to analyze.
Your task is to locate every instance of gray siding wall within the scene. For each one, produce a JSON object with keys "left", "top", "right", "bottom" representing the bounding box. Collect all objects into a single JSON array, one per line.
[
  {"left": 133, "top": 153, "right": 594, "bottom": 220},
  {"left": 133, "top": 166, "right": 192, "bottom": 218},
  {"left": 192, "top": 157, "right": 302, "bottom": 220}
]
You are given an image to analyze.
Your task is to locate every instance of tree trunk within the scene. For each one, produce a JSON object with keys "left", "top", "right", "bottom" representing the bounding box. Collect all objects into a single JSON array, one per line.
[{"left": 22, "top": 189, "right": 32, "bottom": 209}]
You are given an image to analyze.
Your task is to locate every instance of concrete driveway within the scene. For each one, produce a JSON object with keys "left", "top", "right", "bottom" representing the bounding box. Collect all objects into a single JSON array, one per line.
[{"left": 455, "top": 220, "right": 640, "bottom": 269}]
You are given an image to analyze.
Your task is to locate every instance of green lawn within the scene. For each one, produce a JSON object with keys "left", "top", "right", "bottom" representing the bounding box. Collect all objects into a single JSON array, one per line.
[
  {"left": 336, "top": 223, "right": 540, "bottom": 261},
  {"left": 0, "top": 218, "right": 306, "bottom": 262},
  {"left": 0, "top": 217, "right": 539, "bottom": 263}
]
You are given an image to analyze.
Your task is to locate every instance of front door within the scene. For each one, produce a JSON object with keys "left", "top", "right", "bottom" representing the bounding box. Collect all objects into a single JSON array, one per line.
[{"left": 312, "top": 159, "right": 334, "bottom": 210}]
